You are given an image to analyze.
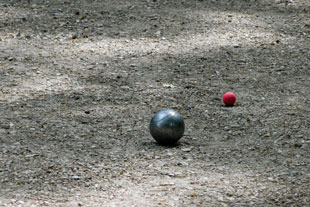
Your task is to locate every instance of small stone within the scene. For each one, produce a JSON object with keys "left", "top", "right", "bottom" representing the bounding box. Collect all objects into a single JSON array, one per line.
[
  {"left": 182, "top": 147, "right": 193, "bottom": 152},
  {"left": 294, "top": 143, "right": 303, "bottom": 148},
  {"left": 0, "top": 123, "right": 10, "bottom": 129}
]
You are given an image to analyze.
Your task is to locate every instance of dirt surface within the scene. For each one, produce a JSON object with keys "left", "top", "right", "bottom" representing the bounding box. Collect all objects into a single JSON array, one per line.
[{"left": 1, "top": 0, "right": 310, "bottom": 206}]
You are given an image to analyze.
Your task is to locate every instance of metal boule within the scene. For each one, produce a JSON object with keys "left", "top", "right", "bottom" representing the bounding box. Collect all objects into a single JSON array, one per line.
[{"left": 149, "top": 109, "right": 185, "bottom": 145}]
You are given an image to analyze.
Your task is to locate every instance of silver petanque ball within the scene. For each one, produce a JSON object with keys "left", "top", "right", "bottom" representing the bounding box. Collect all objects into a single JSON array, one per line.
[{"left": 150, "top": 109, "right": 185, "bottom": 145}]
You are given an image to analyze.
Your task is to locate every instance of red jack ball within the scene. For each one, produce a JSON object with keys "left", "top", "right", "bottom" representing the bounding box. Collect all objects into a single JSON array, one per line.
[{"left": 222, "top": 92, "right": 236, "bottom": 106}]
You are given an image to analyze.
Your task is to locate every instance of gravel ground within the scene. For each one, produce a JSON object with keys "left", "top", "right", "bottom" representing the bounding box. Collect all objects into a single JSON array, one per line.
[{"left": 0, "top": 0, "right": 310, "bottom": 206}]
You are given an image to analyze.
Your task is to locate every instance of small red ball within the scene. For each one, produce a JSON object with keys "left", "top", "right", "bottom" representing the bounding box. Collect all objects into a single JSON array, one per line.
[{"left": 222, "top": 92, "right": 236, "bottom": 106}]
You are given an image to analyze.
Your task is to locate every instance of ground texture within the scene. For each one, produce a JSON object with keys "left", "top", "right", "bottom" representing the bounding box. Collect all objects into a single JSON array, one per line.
[{"left": 0, "top": 0, "right": 310, "bottom": 206}]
